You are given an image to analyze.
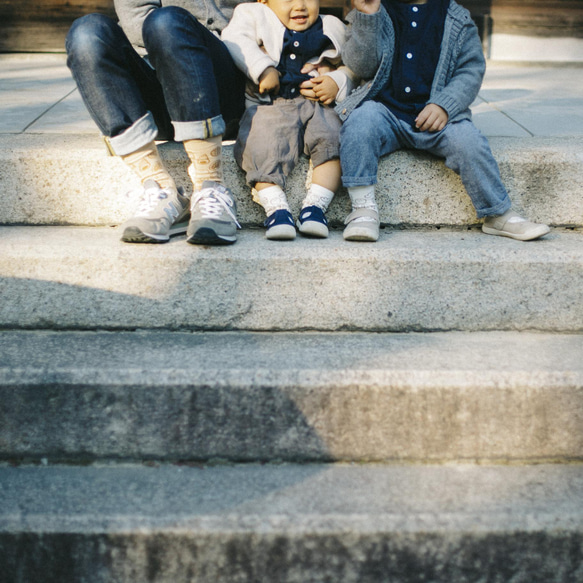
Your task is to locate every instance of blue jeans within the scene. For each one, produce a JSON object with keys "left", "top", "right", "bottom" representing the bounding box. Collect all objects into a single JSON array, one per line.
[
  {"left": 66, "top": 7, "right": 245, "bottom": 156},
  {"left": 340, "top": 101, "right": 511, "bottom": 218}
]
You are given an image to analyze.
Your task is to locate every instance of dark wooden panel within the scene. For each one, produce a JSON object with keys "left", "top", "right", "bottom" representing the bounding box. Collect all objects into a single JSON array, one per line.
[
  {"left": 1, "top": 0, "right": 583, "bottom": 51},
  {"left": 0, "top": 0, "right": 115, "bottom": 51},
  {"left": 459, "top": 0, "right": 583, "bottom": 36}
]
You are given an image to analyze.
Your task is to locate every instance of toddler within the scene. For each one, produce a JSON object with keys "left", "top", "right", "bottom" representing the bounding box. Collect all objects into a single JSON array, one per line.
[
  {"left": 336, "top": 0, "right": 550, "bottom": 242},
  {"left": 222, "top": 0, "right": 354, "bottom": 239}
]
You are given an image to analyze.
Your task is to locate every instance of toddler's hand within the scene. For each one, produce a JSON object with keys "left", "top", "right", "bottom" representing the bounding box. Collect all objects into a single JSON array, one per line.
[
  {"left": 259, "top": 67, "right": 280, "bottom": 95},
  {"left": 311, "top": 75, "right": 339, "bottom": 105},
  {"left": 415, "top": 104, "right": 448, "bottom": 132},
  {"left": 352, "top": 0, "right": 380, "bottom": 14}
]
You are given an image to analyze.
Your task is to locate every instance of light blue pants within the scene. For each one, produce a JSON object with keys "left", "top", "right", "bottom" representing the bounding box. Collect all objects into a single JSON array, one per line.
[{"left": 340, "top": 101, "right": 511, "bottom": 218}]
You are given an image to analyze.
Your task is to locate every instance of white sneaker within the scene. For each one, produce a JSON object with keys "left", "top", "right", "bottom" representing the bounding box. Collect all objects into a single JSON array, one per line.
[
  {"left": 482, "top": 210, "right": 550, "bottom": 241},
  {"left": 121, "top": 180, "right": 190, "bottom": 243},
  {"left": 343, "top": 208, "right": 380, "bottom": 242}
]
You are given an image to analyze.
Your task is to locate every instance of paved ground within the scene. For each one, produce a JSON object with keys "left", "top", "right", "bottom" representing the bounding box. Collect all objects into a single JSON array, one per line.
[{"left": 1, "top": 53, "right": 583, "bottom": 139}]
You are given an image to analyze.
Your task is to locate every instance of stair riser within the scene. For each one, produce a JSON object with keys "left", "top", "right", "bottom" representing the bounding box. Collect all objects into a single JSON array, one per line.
[
  {"left": 2, "top": 379, "right": 582, "bottom": 463},
  {"left": 1, "top": 137, "right": 581, "bottom": 226},
  {"left": 1, "top": 531, "right": 581, "bottom": 583}
]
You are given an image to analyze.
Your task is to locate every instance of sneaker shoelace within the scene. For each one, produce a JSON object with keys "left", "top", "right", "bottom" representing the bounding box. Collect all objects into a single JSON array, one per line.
[
  {"left": 192, "top": 188, "right": 241, "bottom": 228},
  {"left": 126, "top": 186, "right": 174, "bottom": 219}
]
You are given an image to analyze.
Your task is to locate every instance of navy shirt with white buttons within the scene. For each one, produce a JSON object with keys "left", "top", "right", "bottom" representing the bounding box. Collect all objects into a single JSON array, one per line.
[
  {"left": 276, "top": 18, "right": 334, "bottom": 99},
  {"left": 376, "top": 0, "right": 448, "bottom": 125}
]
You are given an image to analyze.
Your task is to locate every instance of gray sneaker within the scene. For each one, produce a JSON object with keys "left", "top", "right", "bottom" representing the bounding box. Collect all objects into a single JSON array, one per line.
[
  {"left": 121, "top": 179, "right": 190, "bottom": 243},
  {"left": 186, "top": 181, "right": 241, "bottom": 245},
  {"left": 482, "top": 209, "right": 550, "bottom": 241}
]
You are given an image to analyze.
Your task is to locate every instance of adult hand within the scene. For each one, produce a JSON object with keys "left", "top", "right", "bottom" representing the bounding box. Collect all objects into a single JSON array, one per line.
[
  {"left": 352, "top": 0, "right": 381, "bottom": 15},
  {"left": 259, "top": 67, "right": 280, "bottom": 94},
  {"left": 415, "top": 103, "right": 448, "bottom": 132}
]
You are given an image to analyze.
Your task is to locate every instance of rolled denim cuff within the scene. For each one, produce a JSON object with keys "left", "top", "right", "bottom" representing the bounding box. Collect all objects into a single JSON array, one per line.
[
  {"left": 172, "top": 115, "right": 226, "bottom": 142},
  {"left": 342, "top": 176, "right": 378, "bottom": 188},
  {"left": 107, "top": 111, "right": 159, "bottom": 157},
  {"left": 476, "top": 198, "right": 512, "bottom": 219}
]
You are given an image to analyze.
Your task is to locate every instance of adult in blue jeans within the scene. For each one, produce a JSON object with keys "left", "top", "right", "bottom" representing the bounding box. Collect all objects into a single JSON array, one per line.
[{"left": 66, "top": 0, "right": 248, "bottom": 245}]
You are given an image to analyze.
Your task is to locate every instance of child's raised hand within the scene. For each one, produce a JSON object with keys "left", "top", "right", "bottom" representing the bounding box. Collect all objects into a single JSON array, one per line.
[
  {"left": 352, "top": 0, "right": 381, "bottom": 14},
  {"left": 259, "top": 66, "right": 280, "bottom": 95},
  {"left": 415, "top": 104, "right": 448, "bottom": 132}
]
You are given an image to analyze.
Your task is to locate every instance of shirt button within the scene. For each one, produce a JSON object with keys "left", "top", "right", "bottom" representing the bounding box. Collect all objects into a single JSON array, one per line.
[
  {"left": 291, "top": 88, "right": 296, "bottom": 93},
  {"left": 293, "top": 41, "right": 300, "bottom": 47},
  {"left": 406, "top": 52, "right": 413, "bottom": 59},
  {"left": 405, "top": 87, "right": 412, "bottom": 93},
  {"left": 290, "top": 54, "right": 297, "bottom": 60},
  {"left": 412, "top": 6, "right": 419, "bottom": 11},
  {"left": 412, "top": 21, "right": 417, "bottom": 27}
]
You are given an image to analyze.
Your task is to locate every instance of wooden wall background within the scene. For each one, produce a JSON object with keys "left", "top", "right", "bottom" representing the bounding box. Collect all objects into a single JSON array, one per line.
[{"left": 0, "top": 0, "right": 582, "bottom": 52}]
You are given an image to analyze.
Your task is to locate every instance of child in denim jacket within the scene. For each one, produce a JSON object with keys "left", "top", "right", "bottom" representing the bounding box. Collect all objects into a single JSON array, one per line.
[
  {"left": 336, "top": 0, "right": 550, "bottom": 242},
  {"left": 223, "top": 0, "right": 354, "bottom": 239}
]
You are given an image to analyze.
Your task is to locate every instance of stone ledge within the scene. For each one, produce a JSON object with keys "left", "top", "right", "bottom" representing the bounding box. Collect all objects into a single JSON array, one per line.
[
  {"left": 1, "top": 464, "right": 582, "bottom": 582},
  {"left": 1, "top": 134, "right": 582, "bottom": 226}
]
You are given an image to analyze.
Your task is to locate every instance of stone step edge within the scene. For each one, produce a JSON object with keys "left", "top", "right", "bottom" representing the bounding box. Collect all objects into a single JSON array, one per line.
[
  {"left": 0, "top": 464, "right": 581, "bottom": 583},
  {"left": 2, "top": 330, "right": 582, "bottom": 464},
  {"left": 1, "top": 227, "right": 581, "bottom": 333},
  {"left": 1, "top": 134, "right": 582, "bottom": 226}
]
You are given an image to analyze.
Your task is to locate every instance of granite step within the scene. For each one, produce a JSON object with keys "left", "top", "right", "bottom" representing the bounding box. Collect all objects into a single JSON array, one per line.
[
  {"left": 0, "top": 225, "right": 581, "bottom": 332},
  {"left": 1, "top": 134, "right": 582, "bottom": 227},
  {"left": 1, "top": 329, "right": 582, "bottom": 463},
  {"left": 1, "top": 463, "right": 582, "bottom": 582}
]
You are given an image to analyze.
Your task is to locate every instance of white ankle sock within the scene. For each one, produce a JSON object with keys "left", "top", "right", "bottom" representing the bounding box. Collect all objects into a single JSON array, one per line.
[
  {"left": 301, "top": 184, "right": 335, "bottom": 212},
  {"left": 253, "top": 185, "right": 290, "bottom": 216},
  {"left": 348, "top": 185, "right": 378, "bottom": 212}
]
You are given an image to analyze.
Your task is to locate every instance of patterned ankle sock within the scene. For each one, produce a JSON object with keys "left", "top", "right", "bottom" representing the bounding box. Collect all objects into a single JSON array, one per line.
[
  {"left": 183, "top": 135, "right": 223, "bottom": 192},
  {"left": 121, "top": 141, "right": 176, "bottom": 192},
  {"left": 253, "top": 185, "right": 290, "bottom": 216},
  {"left": 348, "top": 185, "right": 378, "bottom": 212},
  {"left": 301, "top": 184, "right": 335, "bottom": 212}
]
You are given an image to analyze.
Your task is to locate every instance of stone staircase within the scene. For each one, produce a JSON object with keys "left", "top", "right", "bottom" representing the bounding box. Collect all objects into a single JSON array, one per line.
[{"left": 0, "top": 133, "right": 582, "bottom": 581}]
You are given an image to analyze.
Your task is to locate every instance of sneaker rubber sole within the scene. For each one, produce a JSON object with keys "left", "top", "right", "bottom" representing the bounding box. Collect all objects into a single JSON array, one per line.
[
  {"left": 266, "top": 224, "right": 296, "bottom": 240},
  {"left": 482, "top": 223, "right": 551, "bottom": 241},
  {"left": 121, "top": 220, "right": 189, "bottom": 244},
  {"left": 343, "top": 223, "right": 379, "bottom": 242},
  {"left": 298, "top": 220, "right": 328, "bottom": 238},
  {"left": 186, "top": 227, "right": 237, "bottom": 245}
]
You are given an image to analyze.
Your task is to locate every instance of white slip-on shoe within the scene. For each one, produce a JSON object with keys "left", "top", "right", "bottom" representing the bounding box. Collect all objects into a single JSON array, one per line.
[
  {"left": 482, "top": 210, "right": 550, "bottom": 241},
  {"left": 343, "top": 208, "right": 380, "bottom": 242}
]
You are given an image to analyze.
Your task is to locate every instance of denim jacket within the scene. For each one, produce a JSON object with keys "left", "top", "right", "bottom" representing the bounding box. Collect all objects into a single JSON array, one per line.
[
  {"left": 335, "top": 0, "right": 485, "bottom": 124},
  {"left": 114, "top": 0, "right": 251, "bottom": 50}
]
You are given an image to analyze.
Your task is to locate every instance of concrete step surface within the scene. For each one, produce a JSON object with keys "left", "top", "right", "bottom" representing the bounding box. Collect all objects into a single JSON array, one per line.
[
  {"left": 1, "top": 463, "right": 582, "bottom": 582},
  {"left": 1, "top": 329, "right": 582, "bottom": 463},
  {"left": 0, "top": 225, "right": 581, "bottom": 332},
  {"left": 1, "top": 134, "right": 582, "bottom": 227}
]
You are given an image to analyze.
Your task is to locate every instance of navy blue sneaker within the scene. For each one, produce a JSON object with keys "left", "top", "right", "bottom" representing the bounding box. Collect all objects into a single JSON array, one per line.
[
  {"left": 297, "top": 205, "right": 329, "bottom": 238},
  {"left": 264, "top": 209, "right": 296, "bottom": 240}
]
